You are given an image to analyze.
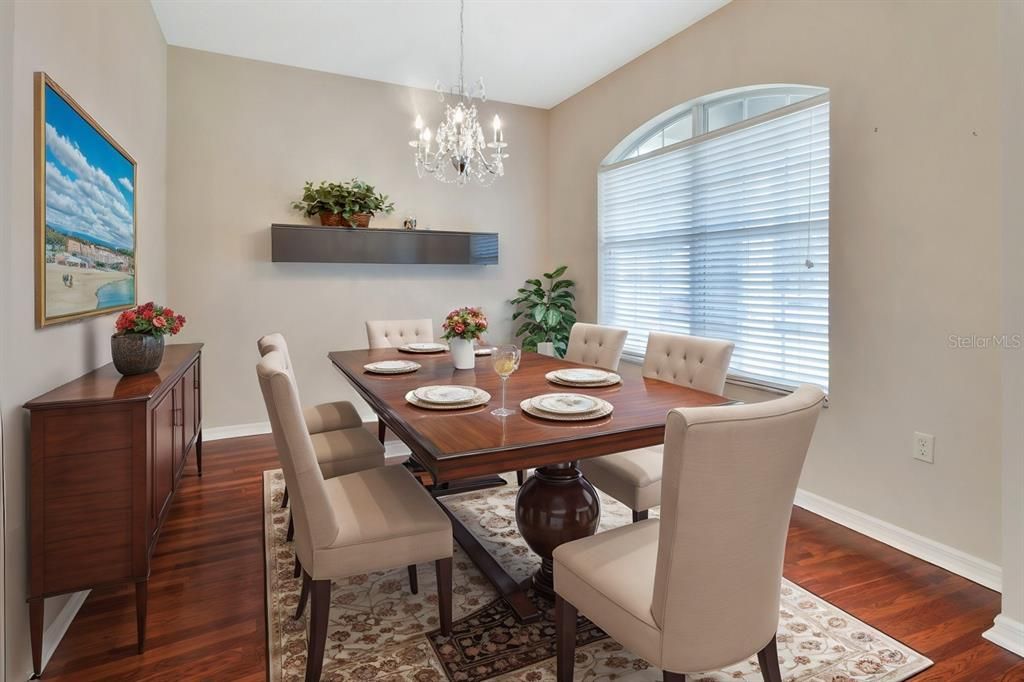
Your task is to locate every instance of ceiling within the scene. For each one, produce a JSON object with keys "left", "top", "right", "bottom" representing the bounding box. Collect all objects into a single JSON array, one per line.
[{"left": 150, "top": 0, "right": 729, "bottom": 109}]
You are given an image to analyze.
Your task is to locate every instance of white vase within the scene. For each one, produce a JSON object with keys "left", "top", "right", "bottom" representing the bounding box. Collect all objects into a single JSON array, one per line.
[
  {"left": 537, "top": 341, "right": 555, "bottom": 357},
  {"left": 450, "top": 338, "right": 475, "bottom": 370}
]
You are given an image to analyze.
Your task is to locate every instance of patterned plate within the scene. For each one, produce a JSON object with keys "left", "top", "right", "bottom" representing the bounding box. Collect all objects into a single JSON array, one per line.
[
  {"left": 414, "top": 385, "right": 482, "bottom": 404},
  {"left": 364, "top": 360, "right": 421, "bottom": 374},
  {"left": 406, "top": 389, "right": 490, "bottom": 410},
  {"left": 474, "top": 347, "right": 494, "bottom": 356},
  {"left": 545, "top": 370, "right": 621, "bottom": 388},
  {"left": 399, "top": 342, "right": 448, "bottom": 353},
  {"left": 552, "top": 368, "right": 611, "bottom": 384},
  {"left": 529, "top": 393, "right": 601, "bottom": 415},
  {"left": 520, "top": 397, "right": 614, "bottom": 421}
]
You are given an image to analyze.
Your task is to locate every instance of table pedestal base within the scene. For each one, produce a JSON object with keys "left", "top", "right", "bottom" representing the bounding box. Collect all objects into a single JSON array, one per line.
[{"left": 515, "top": 461, "right": 601, "bottom": 598}]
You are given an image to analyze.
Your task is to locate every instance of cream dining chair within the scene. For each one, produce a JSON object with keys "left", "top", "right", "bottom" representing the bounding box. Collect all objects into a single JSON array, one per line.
[
  {"left": 563, "top": 322, "right": 629, "bottom": 371},
  {"left": 257, "top": 334, "right": 385, "bottom": 545},
  {"left": 365, "top": 319, "right": 435, "bottom": 442},
  {"left": 579, "top": 331, "right": 734, "bottom": 522},
  {"left": 258, "top": 350, "right": 454, "bottom": 682},
  {"left": 555, "top": 385, "right": 825, "bottom": 682}
]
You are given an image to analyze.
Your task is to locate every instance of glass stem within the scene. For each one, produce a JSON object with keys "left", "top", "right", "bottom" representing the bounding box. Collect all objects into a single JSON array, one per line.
[{"left": 501, "top": 376, "right": 507, "bottom": 412}]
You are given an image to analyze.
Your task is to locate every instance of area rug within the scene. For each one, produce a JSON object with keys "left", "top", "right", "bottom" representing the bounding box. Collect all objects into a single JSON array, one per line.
[{"left": 264, "top": 469, "right": 932, "bottom": 681}]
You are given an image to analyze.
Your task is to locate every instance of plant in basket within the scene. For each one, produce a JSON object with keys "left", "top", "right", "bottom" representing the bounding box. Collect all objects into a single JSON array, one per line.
[
  {"left": 291, "top": 179, "right": 395, "bottom": 228},
  {"left": 111, "top": 302, "right": 187, "bottom": 375},
  {"left": 442, "top": 306, "right": 488, "bottom": 369}
]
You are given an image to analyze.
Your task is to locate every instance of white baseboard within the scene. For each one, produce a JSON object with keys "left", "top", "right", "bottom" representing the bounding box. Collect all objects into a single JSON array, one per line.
[
  {"left": 794, "top": 488, "right": 1002, "bottom": 592},
  {"left": 204, "top": 421, "right": 271, "bottom": 441},
  {"left": 983, "top": 614, "right": 1024, "bottom": 657},
  {"left": 41, "top": 590, "right": 89, "bottom": 672}
]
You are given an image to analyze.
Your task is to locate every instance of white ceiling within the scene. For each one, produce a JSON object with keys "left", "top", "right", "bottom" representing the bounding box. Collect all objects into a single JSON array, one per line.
[{"left": 150, "top": 0, "right": 729, "bottom": 109}]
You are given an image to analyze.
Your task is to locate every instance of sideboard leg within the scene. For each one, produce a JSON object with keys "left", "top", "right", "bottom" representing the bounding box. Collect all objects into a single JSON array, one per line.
[
  {"left": 29, "top": 597, "right": 44, "bottom": 678},
  {"left": 195, "top": 431, "right": 203, "bottom": 477},
  {"left": 135, "top": 580, "right": 148, "bottom": 654}
]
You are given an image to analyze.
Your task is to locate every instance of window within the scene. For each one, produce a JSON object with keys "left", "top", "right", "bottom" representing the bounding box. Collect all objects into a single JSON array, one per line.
[{"left": 598, "top": 86, "right": 830, "bottom": 391}]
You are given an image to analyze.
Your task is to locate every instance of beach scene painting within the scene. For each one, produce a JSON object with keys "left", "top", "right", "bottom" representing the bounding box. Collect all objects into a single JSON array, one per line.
[{"left": 35, "top": 73, "right": 136, "bottom": 327}]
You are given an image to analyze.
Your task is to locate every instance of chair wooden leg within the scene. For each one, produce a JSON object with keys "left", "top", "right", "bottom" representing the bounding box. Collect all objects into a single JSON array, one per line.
[
  {"left": 281, "top": 486, "right": 289, "bottom": 509},
  {"left": 757, "top": 635, "right": 782, "bottom": 682},
  {"left": 632, "top": 509, "right": 649, "bottom": 523},
  {"left": 517, "top": 470, "right": 526, "bottom": 486},
  {"left": 555, "top": 594, "right": 578, "bottom": 682},
  {"left": 663, "top": 673, "right": 686, "bottom": 682},
  {"left": 294, "top": 571, "right": 310, "bottom": 620},
  {"left": 293, "top": 555, "right": 301, "bottom": 578},
  {"left": 287, "top": 512, "right": 294, "bottom": 542},
  {"left": 407, "top": 564, "right": 419, "bottom": 594},
  {"left": 436, "top": 557, "right": 452, "bottom": 636},
  {"left": 305, "top": 580, "right": 332, "bottom": 682}
]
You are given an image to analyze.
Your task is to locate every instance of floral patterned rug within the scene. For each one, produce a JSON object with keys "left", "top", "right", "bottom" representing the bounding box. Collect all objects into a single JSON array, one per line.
[{"left": 264, "top": 469, "right": 932, "bottom": 681}]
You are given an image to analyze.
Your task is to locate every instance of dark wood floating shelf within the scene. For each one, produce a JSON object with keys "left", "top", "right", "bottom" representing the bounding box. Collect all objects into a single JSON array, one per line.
[{"left": 271, "top": 223, "right": 498, "bottom": 265}]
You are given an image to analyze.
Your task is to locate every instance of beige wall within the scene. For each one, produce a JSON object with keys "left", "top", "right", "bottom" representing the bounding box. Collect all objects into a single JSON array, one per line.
[
  {"left": 166, "top": 48, "right": 548, "bottom": 429},
  {"left": 548, "top": 0, "right": 1003, "bottom": 563},
  {"left": 0, "top": 1, "right": 167, "bottom": 677}
]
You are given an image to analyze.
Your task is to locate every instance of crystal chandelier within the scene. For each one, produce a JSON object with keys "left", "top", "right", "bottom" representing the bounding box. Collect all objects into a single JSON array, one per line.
[{"left": 409, "top": 0, "right": 507, "bottom": 186}]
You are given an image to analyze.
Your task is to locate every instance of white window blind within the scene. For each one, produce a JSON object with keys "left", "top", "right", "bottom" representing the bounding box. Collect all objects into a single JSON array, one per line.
[{"left": 598, "top": 98, "right": 830, "bottom": 390}]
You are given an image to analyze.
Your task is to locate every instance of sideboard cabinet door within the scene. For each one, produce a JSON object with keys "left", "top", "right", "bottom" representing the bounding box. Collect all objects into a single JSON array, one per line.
[{"left": 152, "top": 389, "right": 175, "bottom": 532}]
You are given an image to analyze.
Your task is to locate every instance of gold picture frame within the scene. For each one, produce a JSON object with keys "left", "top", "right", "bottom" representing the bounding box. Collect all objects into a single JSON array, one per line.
[{"left": 34, "top": 72, "right": 138, "bottom": 328}]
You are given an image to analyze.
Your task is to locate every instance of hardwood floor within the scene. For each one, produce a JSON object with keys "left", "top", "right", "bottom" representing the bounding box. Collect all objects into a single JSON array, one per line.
[{"left": 41, "top": 434, "right": 1024, "bottom": 681}]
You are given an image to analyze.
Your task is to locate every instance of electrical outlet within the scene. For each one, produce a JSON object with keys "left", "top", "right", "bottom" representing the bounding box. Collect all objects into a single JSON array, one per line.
[{"left": 913, "top": 432, "right": 935, "bottom": 463}]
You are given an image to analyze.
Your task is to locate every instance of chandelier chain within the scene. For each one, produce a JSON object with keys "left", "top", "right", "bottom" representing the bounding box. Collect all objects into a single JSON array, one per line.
[{"left": 458, "top": 0, "right": 465, "bottom": 96}]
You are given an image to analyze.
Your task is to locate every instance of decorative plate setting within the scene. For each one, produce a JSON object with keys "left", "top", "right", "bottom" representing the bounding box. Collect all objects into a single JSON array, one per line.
[
  {"left": 405, "top": 386, "right": 490, "bottom": 410},
  {"left": 521, "top": 393, "right": 614, "bottom": 421},
  {"left": 414, "top": 385, "right": 479, "bottom": 404},
  {"left": 364, "top": 360, "right": 421, "bottom": 374},
  {"left": 474, "top": 346, "right": 494, "bottom": 356},
  {"left": 546, "top": 369, "right": 622, "bottom": 387},
  {"left": 398, "top": 342, "right": 449, "bottom": 354}
]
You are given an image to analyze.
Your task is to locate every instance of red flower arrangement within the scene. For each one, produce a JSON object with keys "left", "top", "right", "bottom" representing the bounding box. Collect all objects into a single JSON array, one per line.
[
  {"left": 442, "top": 306, "right": 487, "bottom": 341},
  {"left": 115, "top": 302, "right": 187, "bottom": 337}
]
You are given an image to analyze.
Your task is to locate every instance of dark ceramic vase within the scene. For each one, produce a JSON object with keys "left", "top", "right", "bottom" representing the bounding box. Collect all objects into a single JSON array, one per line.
[{"left": 111, "top": 333, "right": 165, "bottom": 375}]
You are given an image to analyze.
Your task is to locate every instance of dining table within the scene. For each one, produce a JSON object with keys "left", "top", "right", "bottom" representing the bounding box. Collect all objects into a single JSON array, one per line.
[{"left": 329, "top": 347, "right": 732, "bottom": 622}]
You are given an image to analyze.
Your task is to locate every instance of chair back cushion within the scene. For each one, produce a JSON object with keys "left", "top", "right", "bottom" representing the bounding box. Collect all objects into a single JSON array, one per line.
[
  {"left": 652, "top": 385, "right": 825, "bottom": 672},
  {"left": 257, "top": 351, "right": 340, "bottom": 557},
  {"left": 641, "top": 331, "right": 734, "bottom": 394},
  {"left": 257, "top": 332, "right": 294, "bottom": 378},
  {"left": 563, "top": 323, "right": 628, "bottom": 371},
  {"left": 365, "top": 319, "right": 434, "bottom": 349}
]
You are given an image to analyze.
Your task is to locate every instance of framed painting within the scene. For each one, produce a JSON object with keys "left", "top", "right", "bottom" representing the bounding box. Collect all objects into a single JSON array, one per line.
[{"left": 34, "top": 72, "right": 137, "bottom": 327}]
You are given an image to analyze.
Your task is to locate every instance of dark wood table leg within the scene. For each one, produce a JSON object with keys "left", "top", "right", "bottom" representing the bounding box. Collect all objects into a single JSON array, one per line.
[
  {"left": 29, "top": 597, "right": 43, "bottom": 678},
  {"left": 437, "top": 501, "right": 541, "bottom": 622},
  {"left": 135, "top": 580, "right": 148, "bottom": 653},
  {"left": 515, "top": 461, "right": 601, "bottom": 598}
]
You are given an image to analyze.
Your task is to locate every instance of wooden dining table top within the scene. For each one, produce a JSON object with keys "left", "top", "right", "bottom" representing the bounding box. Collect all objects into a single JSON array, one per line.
[{"left": 329, "top": 348, "right": 732, "bottom": 482}]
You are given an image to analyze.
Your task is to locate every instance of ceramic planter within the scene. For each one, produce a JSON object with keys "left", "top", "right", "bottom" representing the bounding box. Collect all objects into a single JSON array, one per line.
[
  {"left": 449, "top": 338, "right": 476, "bottom": 370},
  {"left": 111, "top": 333, "right": 165, "bottom": 375}
]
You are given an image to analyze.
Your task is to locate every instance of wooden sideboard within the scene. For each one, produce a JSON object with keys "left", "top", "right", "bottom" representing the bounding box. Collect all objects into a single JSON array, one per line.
[{"left": 24, "top": 343, "right": 203, "bottom": 677}]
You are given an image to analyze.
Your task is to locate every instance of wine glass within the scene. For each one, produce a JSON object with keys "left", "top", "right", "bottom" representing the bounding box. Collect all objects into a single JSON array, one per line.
[{"left": 491, "top": 344, "right": 521, "bottom": 417}]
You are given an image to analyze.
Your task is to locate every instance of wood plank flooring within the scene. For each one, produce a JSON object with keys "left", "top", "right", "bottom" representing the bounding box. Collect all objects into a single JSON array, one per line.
[{"left": 40, "top": 434, "right": 1024, "bottom": 681}]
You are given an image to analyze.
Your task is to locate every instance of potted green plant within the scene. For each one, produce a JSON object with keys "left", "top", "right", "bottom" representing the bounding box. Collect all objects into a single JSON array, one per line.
[
  {"left": 510, "top": 265, "right": 576, "bottom": 356},
  {"left": 291, "top": 179, "right": 395, "bottom": 228}
]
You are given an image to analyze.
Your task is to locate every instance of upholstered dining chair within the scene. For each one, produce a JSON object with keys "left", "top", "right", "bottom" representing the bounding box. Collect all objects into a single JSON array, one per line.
[
  {"left": 365, "top": 318, "right": 434, "bottom": 349},
  {"left": 257, "top": 334, "right": 385, "bottom": 543},
  {"left": 258, "top": 350, "right": 454, "bottom": 682},
  {"left": 579, "top": 331, "right": 734, "bottom": 522},
  {"left": 563, "top": 322, "right": 629, "bottom": 371},
  {"left": 555, "top": 385, "right": 825, "bottom": 682}
]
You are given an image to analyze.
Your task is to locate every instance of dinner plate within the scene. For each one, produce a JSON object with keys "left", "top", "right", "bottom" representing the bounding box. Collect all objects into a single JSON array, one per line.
[
  {"left": 399, "top": 342, "right": 448, "bottom": 353},
  {"left": 413, "top": 385, "right": 481, "bottom": 405},
  {"left": 364, "top": 360, "right": 421, "bottom": 374},
  {"left": 520, "top": 397, "right": 614, "bottom": 421},
  {"left": 529, "top": 393, "right": 601, "bottom": 415},
  {"left": 552, "top": 368, "right": 611, "bottom": 384},
  {"left": 475, "top": 347, "right": 494, "bottom": 356},
  {"left": 405, "top": 389, "right": 490, "bottom": 410},
  {"left": 545, "top": 370, "right": 622, "bottom": 387}
]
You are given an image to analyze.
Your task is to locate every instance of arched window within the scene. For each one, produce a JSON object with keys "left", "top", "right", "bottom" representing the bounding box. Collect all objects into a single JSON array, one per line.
[{"left": 598, "top": 85, "right": 830, "bottom": 391}]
